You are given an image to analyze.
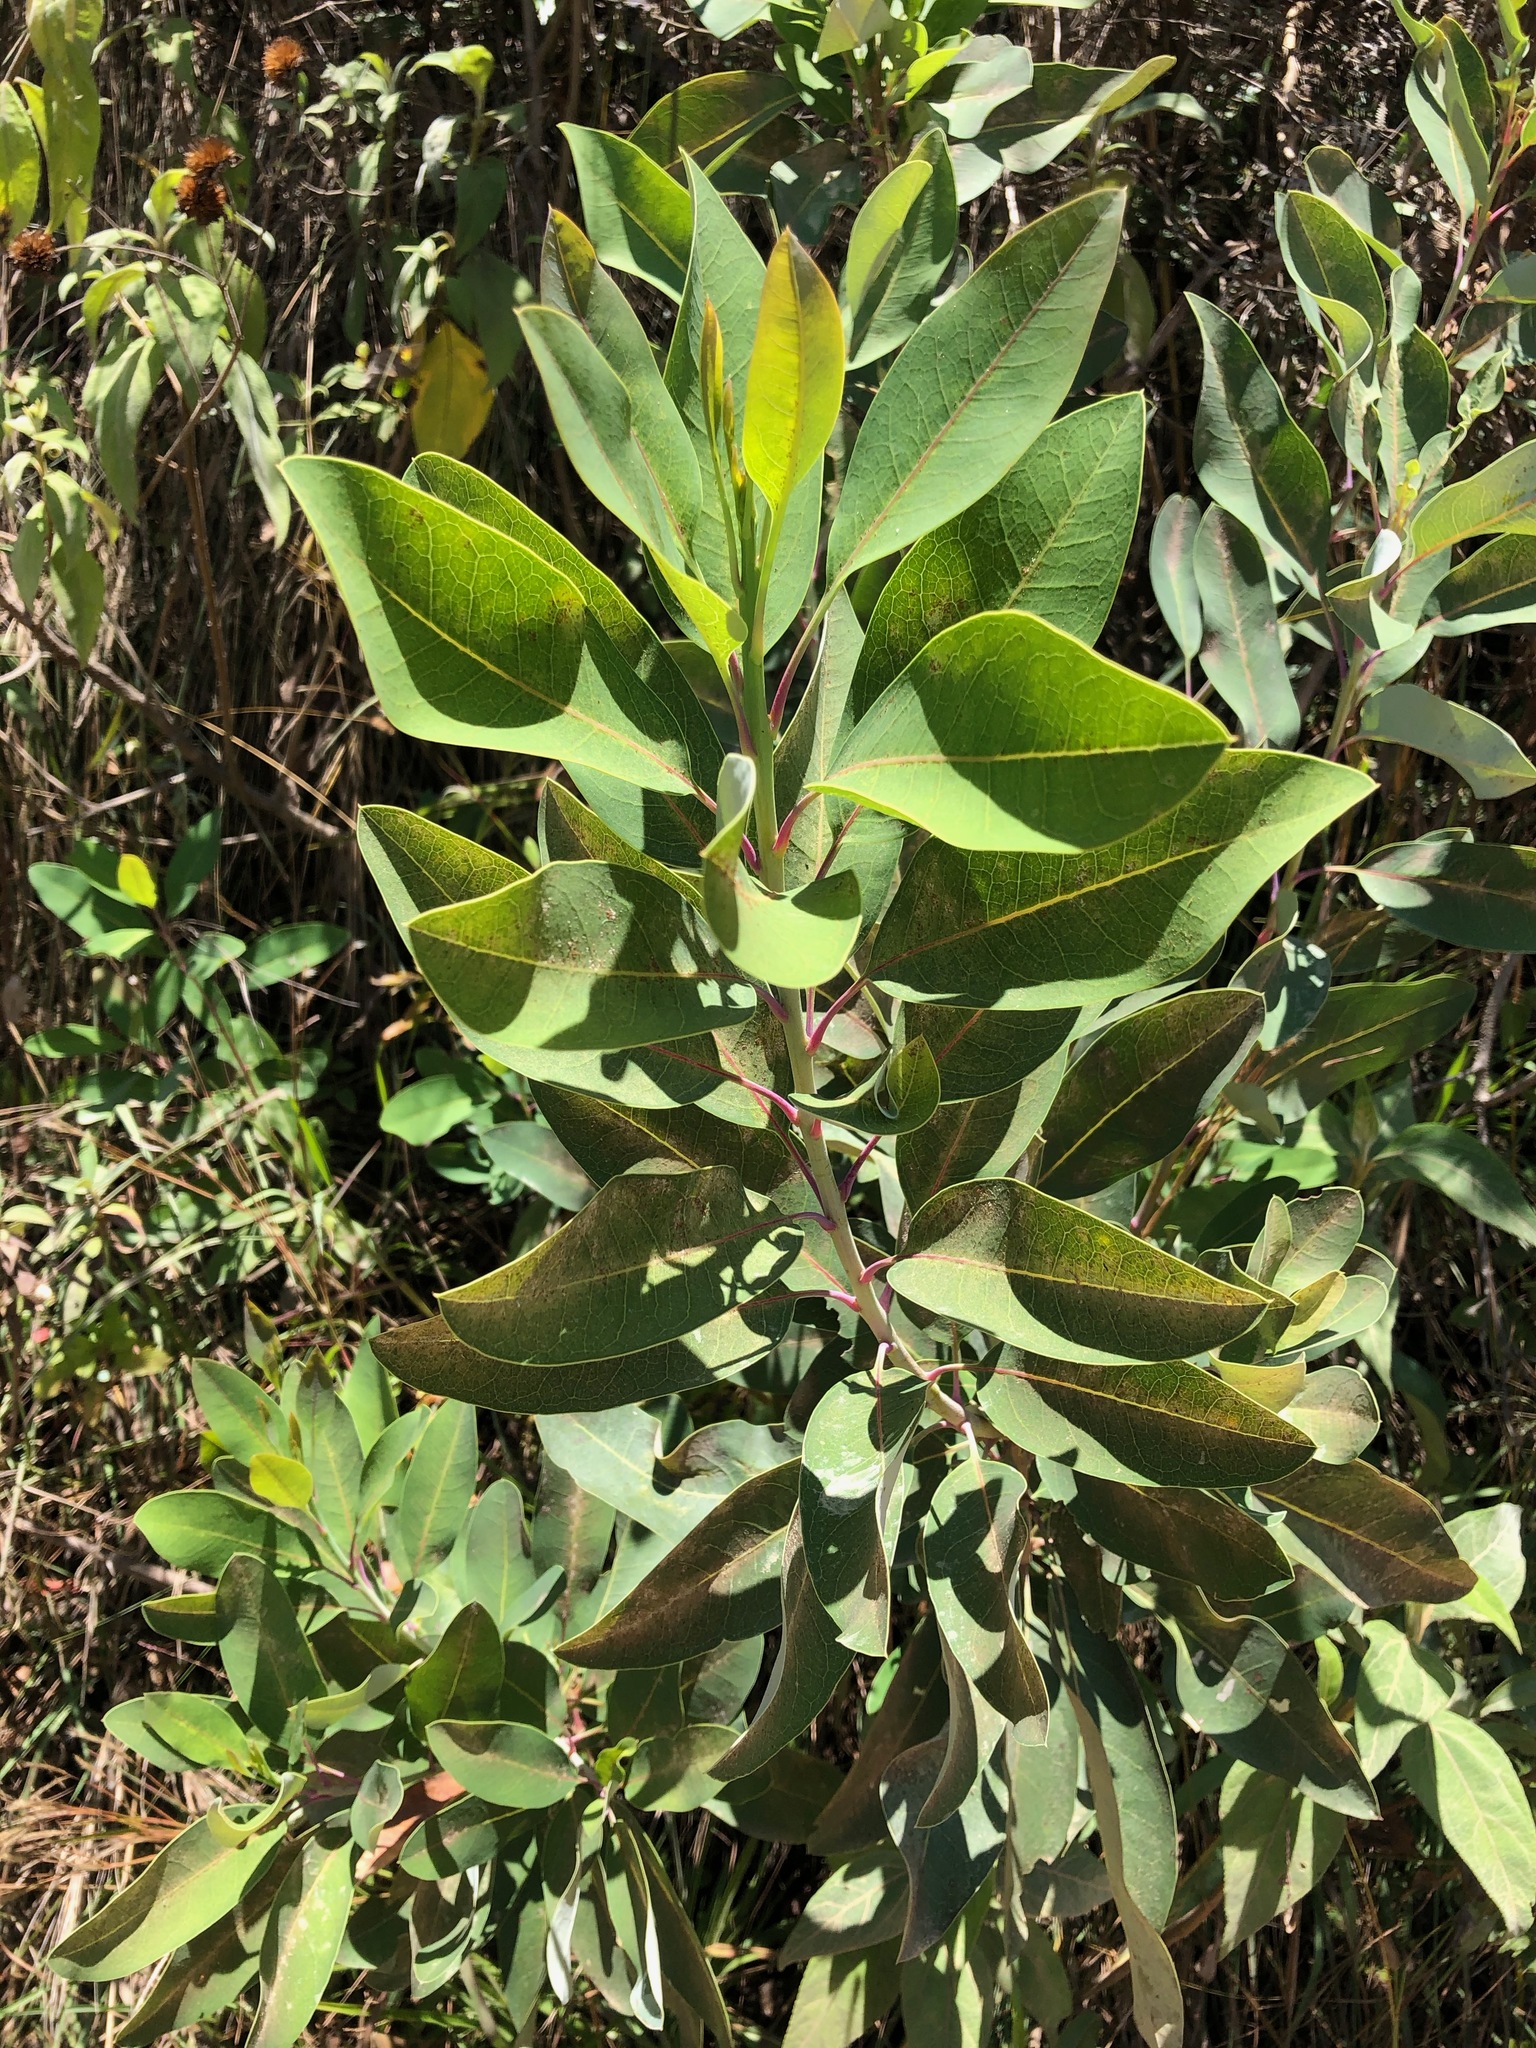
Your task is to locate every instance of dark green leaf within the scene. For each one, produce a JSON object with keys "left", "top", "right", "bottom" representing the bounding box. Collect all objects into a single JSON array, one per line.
[
  {"left": 1255, "top": 1459, "right": 1475, "bottom": 1606},
  {"left": 712, "top": 1506, "right": 851, "bottom": 1778},
  {"left": 1063, "top": 1475, "right": 1292, "bottom": 1600},
  {"left": 1350, "top": 837, "right": 1536, "bottom": 950}
]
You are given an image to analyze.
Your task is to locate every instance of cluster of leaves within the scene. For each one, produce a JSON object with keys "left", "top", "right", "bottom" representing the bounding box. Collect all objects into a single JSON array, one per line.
[
  {"left": 7, "top": 816, "right": 361, "bottom": 1401},
  {"left": 44, "top": 5, "right": 1536, "bottom": 2047}
]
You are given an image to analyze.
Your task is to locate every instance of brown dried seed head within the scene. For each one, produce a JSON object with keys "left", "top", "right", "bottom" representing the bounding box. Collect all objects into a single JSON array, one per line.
[
  {"left": 8, "top": 227, "right": 59, "bottom": 275},
  {"left": 263, "top": 35, "right": 304, "bottom": 87},
  {"left": 178, "top": 171, "right": 229, "bottom": 225},
  {"left": 184, "top": 136, "right": 239, "bottom": 175}
]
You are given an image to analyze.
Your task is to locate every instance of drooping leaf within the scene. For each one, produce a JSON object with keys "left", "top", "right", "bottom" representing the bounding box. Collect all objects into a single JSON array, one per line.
[
  {"left": 892, "top": 1178, "right": 1267, "bottom": 1364},
  {"left": 977, "top": 1351, "right": 1312, "bottom": 1487},
  {"left": 1373, "top": 1121, "right": 1536, "bottom": 1246},
  {"left": 437, "top": 1167, "right": 801, "bottom": 1363},
  {"left": 923, "top": 1449, "right": 1045, "bottom": 1727},
  {"left": 1063, "top": 1475, "right": 1292, "bottom": 1601},
  {"left": 826, "top": 188, "right": 1126, "bottom": 583},
  {"left": 1188, "top": 295, "right": 1332, "bottom": 586},
  {"left": 1250, "top": 975, "right": 1473, "bottom": 1112},
  {"left": 1401, "top": 1713, "right": 1536, "bottom": 1935},
  {"left": 870, "top": 750, "right": 1369, "bottom": 1008},
  {"left": 1150, "top": 492, "right": 1204, "bottom": 667},
  {"left": 880, "top": 1734, "right": 1009, "bottom": 1962},
  {"left": 1037, "top": 989, "right": 1264, "bottom": 1199},
  {"left": 711, "top": 1506, "right": 851, "bottom": 1778},
  {"left": 559, "top": 1461, "right": 800, "bottom": 1666},
  {"left": 1254, "top": 1460, "right": 1475, "bottom": 1606},
  {"left": 1063, "top": 1604, "right": 1178, "bottom": 1931},
  {"left": 1350, "top": 837, "right": 1536, "bottom": 951},
  {"left": 801, "top": 1369, "right": 927, "bottom": 1654},
  {"left": 808, "top": 1615, "right": 949, "bottom": 1857},
  {"left": 1361, "top": 687, "right": 1536, "bottom": 798},
  {"left": 1193, "top": 506, "right": 1300, "bottom": 749},
  {"left": 817, "top": 611, "right": 1227, "bottom": 852},
  {"left": 248, "top": 1837, "right": 355, "bottom": 2048},
  {"left": 216, "top": 1555, "right": 325, "bottom": 1739}
]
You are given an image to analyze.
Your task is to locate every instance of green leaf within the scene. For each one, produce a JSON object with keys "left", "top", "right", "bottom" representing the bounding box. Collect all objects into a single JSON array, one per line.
[
  {"left": 559, "top": 1461, "right": 800, "bottom": 1666},
  {"left": 1192, "top": 506, "right": 1299, "bottom": 749},
  {"left": 712, "top": 1505, "right": 850, "bottom": 1779},
  {"left": 818, "top": 611, "right": 1227, "bottom": 852},
  {"left": 628, "top": 70, "right": 799, "bottom": 177},
  {"left": 809, "top": 1615, "right": 948, "bottom": 1858},
  {"left": 903, "top": 1003, "right": 1077, "bottom": 1104},
  {"left": 1373, "top": 1121, "right": 1536, "bottom": 1246},
  {"left": 426, "top": 1719, "right": 579, "bottom": 1807},
  {"left": 1404, "top": 26, "right": 1491, "bottom": 227},
  {"left": 375, "top": 1304, "right": 785, "bottom": 1414},
  {"left": 780, "top": 1849, "right": 907, "bottom": 1962},
  {"left": 409, "top": 862, "right": 753, "bottom": 1053},
  {"left": 793, "top": 1036, "right": 943, "bottom": 1138},
  {"left": 215, "top": 1555, "right": 325, "bottom": 1738},
  {"left": 1159, "top": 1583, "right": 1377, "bottom": 1817},
  {"left": 843, "top": 129, "right": 957, "bottom": 369},
  {"left": 458, "top": 1479, "right": 532, "bottom": 1634},
  {"left": 1149, "top": 491, "right": 1204, "bottom": 666},
  {"left": 245, "top": 1452, "right": 312, "bottom": 1511},
  {"left": 117, "top": 1912, "right": 265, "bottom": 2047},
  {"left": 702, "top": 860, "right": 863, "bottom": 987},
  {"left": 242, "top": 922, "right": 347, "bottom": 990},
  {"left": 388, "top": 1396, "right": 478, "bottom": 1579},
  {"left": 1218, "top": 1765, "right": 1347, "bottom": 1955},
  {"left": 1064, "top": 1605, "right": 1178, "bottom": 1930},
  {"left": 896, "top": 1063, "right": 1063, "bottom": 1212},
  {"left": 977, "top": 1351, "right": 1311, "bottom": 1487},
  {"left": 620, "top": 1819, "right": 735, "bottom": 2044},
  {"left": 1360, "top": 686, "right": 1536, "bottom": 798},
  {"left": 1280, "top": 1364, "right": 1380, "bottom": 1465},
  {"left": 1189, "top": 295, "right": 1332, "bottom": 586},
  {"left": 1428, "top": 532, "right": 1536, "bottom": 634},
  {"left": 801, "top": 1369, "right": 927, "bottom": 1654},
  {"left": 380, "top": 1070, "right": 490, "bottom": 1146},
  {"left": 1408, "top": 440, "right": 1536, "bottom": 562},
  {"left": 851, "top": 395, "right": 1145, "bottom": 722},
  {"left": 249, "top": 1837, "right": 354, "bottom": 2048},
  {"left": 81, "top": 331, "right": 161, "bottom": 518},
  {"left": 0, "top": 80, "right": 42, "bottom": 228},
  {"left": 880, "top": 1734, "right": 1008, "bottom": 1962},
  {"left": 533, "top": 1077, "right": 790, "bottom": 1193},
  {"left": 561, "top": 124, "right": 692, "bottom": 296},
  {"left": 744, "top": 230, "right": 844, "bottom": 515},
  {"left": 826, "top": 188, "right": 1126, "bottom": 584},
  {"left": 135, "top": 1490, "right": 317, "bottom": 1576},
  {"left": 1255, "top": 1460, "right": 1476, "bottom": 1606},
  {"left": 892, "top": 1178, "right": 1268, "bottom": 1365},
  {"left": 1037, "top": 988, "right": 1264, "bottom": 1199},
  {"left": 1354, "top": 1617, "right": 1456, "bottom": 1777},
  {"left": 285, "top": 457, "right": 715, "bottom": 798},
  {"left": 104, "top": 1694, "right": 263, "bottom": 1775},
  {"left": 49, "top": 1817, "right": 288, "bottom": 1982},
  {"left": 1064, "top": 1475, "right": 1292, "bottom": 1601},
  {"left": 781, "top": 1944, "right": 900, "bottom": 2048},
  {"left": 1250, "top": 975, "right": 1473, "bottom": 1112},
  {"left": 924, "top": 1449, "right": 1045, "bottom": 1727},
  {"left": 357, "top": 805, "right": 526, "bottom": 952},
  {"left": 1350, "top": 837, "right": 1536, "bottom": 951},
  {"left": 870, "top": 750, "right": 1369, "bottom": 1008},
  {"left": 406, "top": 1602, "right": 503, "bottom": 1728},
  {"left": 1276, "top": 189, "right": 1386, "bottom": 347},
  {"left": 439, "top": 1166, "right": 799, "bottom": 1363},
  {"left": 1401, "top": 1714, "right": 1536, "bottom": 1935},
  {"left": 520, "top": 304, "right": 701, "bottom": 566}
]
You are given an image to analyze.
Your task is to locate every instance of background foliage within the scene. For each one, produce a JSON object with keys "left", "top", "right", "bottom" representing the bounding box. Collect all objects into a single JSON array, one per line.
[{"left": 6, "top": 2, "right": 1536, "bottom": 2045}]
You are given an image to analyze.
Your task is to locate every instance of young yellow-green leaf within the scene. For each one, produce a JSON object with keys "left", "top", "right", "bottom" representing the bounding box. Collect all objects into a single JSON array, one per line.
[
  {"left": 1193, "top": 505, "right": 1300, "bottom": 749},
  {"left": 285, "top": 458, "right": 715, "bottom": 796},
  {"left": 1036, "top": 988, "right": 1264, "bottom": 1199},
  {"left": 1255, "top": 1459, "right": 1476, "bottom": 1606},
  {"left": 977, "top": 1351, "right": 1312, "bottom": 1487},
  {"left": 438, "top": 1166, "right": 801, "bottom": 1364},
  {"left": 1188, "top": 295, "right": 1332, "bottom": 587},
  {"left": 1402, "top": 1714, "right": 1536, "bottom": 1934},
  {"left": 743, "top": 231, "right": 844, "bottom": 516},
  {"left": 408, "top": 861, "right": 755, "bottom": 1052},
  {"left": 1064, "top": 1474, "right": 1292, "bottom": 1601},
  {"left": 116, "top": 852, "right": 157, "bottom": 908},
  {"left": 559, "top": 1461, "right": 800, "bottom": 1666},
  {"left": 851, "top": 395, "right": 1146, "bottom": 719},
  {"left": 426, "top": 1719, "right": 579, "bottom": 1807},
  {"left": 246, "top": 1452, "right": 313, "bottom": 1511},
  {"left": 1250, "top": 974, "right": 1473, "bottom": 1111},
  {"left": 561, "top": 124, "right": 693, "bottom": 297},
  {"left": 892, "top": 1179, "right": 1267, "bottom": 1364},
  {"left": 711, "top": 1505, "right": 851, "bottom": 1780},
  {"left": 1360, "top": 686, "right": 1536, "bottom": 798},
  {"left": 826, "top": 187, "right": 1126, "bottom": 584},
  {"left": 1350, "top": 837, "right": 1536, "bottom": 951},
  {"left": 870, "top": 750, "right": 1369, "bottom": 1008},
  {"left": 818, "top": 611, "right": 1227, "bottom": 852}
]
